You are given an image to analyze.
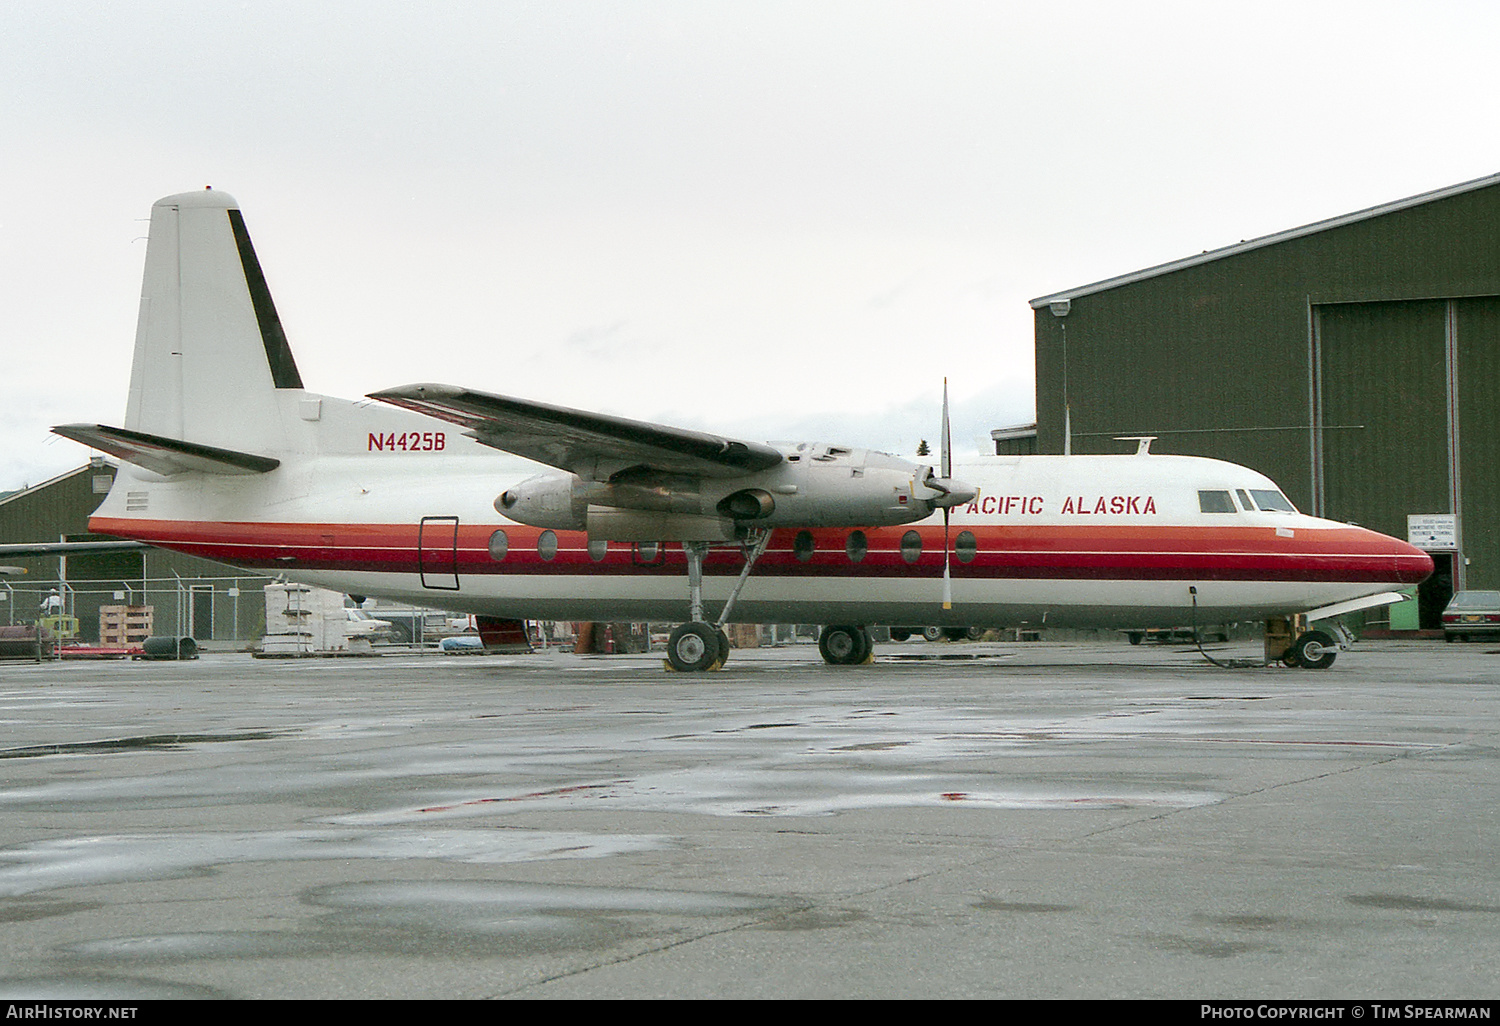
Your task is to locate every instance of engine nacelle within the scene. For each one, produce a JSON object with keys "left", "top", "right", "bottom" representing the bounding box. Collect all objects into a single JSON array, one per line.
[
  {"left": 709, "top": 448, "right": 975, "bottom": 528},
  {"left": 493, "top": 448, "right": 976, "bottom": 537},
  {"left": 495, "top": 473, "right": 588, "bottom": 530}
]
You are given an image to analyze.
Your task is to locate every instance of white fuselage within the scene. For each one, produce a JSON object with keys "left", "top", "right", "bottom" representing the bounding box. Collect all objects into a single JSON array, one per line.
[{"left": 87, "top": 391, "right": 1432, "bottom": 629}]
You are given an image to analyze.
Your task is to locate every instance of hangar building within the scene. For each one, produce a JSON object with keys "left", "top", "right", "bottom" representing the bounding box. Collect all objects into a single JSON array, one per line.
[
  {"left": 1029, "top": 172, "right": 1500, "bottom": 627},
  {"left": 1, "top": 459, "right": 270, "bottom": 643}
]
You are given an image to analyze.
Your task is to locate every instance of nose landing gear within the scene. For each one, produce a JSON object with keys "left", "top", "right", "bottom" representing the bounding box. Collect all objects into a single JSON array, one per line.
[{"left": 1282, "top": 628, "right": 1338, "bottom": 669}]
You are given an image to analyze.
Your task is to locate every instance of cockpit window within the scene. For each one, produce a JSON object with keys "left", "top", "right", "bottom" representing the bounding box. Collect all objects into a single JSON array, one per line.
[
  {"left": 1198, "top": 490, "right": 1236, "bottom": 513},
  {"left": 1249, "top": 489, "right": 1297, "bottom": 513}
]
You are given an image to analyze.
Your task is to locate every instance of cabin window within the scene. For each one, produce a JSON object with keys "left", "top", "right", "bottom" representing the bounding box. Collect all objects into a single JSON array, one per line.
[
  {"left": 1198, "top": 490, "right": 1236, "bottom": 513},
  {"left": 1249, "top": 489, "right": 1297, "bottom": 513},
  {"left": 955, "top": 530, "right": 977, "bottom": 564},
  {"left": 901, "top": 530, "right": 922, "bottom": 564},
  {"left": 846, "top": 530, "right": 867, "bottom": 564},
  {"left": 588, "top": 538, "right": 608, "bottom": 562},
  {"left": 537, "top": 530, "right": 558, "bottom": 561},
  {"left": 793, "top": 530, "right": 815, "bottom": 563},
  {"left": 488, "top": 530, "right": 508, "bottom": 561}
]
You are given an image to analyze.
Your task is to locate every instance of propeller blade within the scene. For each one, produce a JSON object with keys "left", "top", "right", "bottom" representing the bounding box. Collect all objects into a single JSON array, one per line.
[
  {"left": 940, "top": 377, "right": 952, "bottom": 481},
  {"left": 941, "top": 378, "right": 954, "bottom": 610}
]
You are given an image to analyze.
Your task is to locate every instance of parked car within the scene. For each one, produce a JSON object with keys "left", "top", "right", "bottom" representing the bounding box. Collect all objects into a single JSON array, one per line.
[
  {"left": 1441, "top": 590, "right": 1500, "bottom": 642},
  {"left": 344, "top": 608, "right": 395, "bottom": 642}
]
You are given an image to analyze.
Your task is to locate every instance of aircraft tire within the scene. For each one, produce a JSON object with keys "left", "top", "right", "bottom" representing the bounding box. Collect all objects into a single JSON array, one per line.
[
  {"left": 819, "top": 624, "right": 870, "bottom": 666},
  {"left": 1288, "top": 629, "right": 1337, "bottom": 670},
  {"left": 667, "top": 622, "right": 722, "bottom": 672},
  {"left": 715, "top": 627, "right": 731, "bottom": 668}
]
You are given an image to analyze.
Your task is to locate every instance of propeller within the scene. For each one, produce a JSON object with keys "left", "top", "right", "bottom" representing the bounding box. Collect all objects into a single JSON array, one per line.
[{"left": 941, "top": 378, "right": 953, "bottom": 610}]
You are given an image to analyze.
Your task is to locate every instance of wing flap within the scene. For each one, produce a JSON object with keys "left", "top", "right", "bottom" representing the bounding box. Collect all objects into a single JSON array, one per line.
[
  {"left": 368, "top": 383, "right": 783, "bottom": 480},
  {"left": 52, "top": 424, "right": 281, "bottom": 477}
]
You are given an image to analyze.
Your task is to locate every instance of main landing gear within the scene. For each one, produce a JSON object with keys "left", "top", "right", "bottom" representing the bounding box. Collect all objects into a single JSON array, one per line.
[
  {"left": 664, "top": 531, "right": 772, "bottom": 673},
  {"left": 661, "top": 533, "right": 881, "bottom": 671},
  {"left": 818, "top": 625, "right": 875, "bottom": 666},
  {"left": 665, "top": 621, "right": 731, "bottom": 673}
]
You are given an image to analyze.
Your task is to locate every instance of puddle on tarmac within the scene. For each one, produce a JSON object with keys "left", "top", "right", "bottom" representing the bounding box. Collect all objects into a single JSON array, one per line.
[
  {"left": 0, "top": 700, "right": 1234, "bottom": 830},
  {"left": 1347, "top": 893, "right": 1500, "bottom": 913},
  {"left": 0, "top": 829, "right": 670, "bottom": 896},
  {"left": 0, "top": 975, "right": 225, "bottom": 999},
  {"left": 64, "top": 880, "right": 789, "bottom": 963},
  {"left": 0, "top": 731, "right": 284, "bottom": 760},
  {"left": 337, "top": 763, "right": 1222, "bottom": 822},
  {"left": 0, "top": 897, "right": 99, "bottom": 923}
]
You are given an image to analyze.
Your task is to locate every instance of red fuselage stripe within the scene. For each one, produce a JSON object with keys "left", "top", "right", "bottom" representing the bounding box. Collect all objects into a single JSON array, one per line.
[{"left": 90, "top": 517, "right": 1432, "bottom": 585}]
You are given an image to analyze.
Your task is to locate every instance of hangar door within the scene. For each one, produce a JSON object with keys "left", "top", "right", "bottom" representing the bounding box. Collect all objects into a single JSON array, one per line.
[{"left": 1314, "top": 296, "right": 1500, "bottom": 597}]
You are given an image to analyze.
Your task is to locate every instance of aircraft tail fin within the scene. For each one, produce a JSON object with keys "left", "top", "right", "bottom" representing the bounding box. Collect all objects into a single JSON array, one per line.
[{"left": 121, "top": 189, "right": 302, "bottom": 453}]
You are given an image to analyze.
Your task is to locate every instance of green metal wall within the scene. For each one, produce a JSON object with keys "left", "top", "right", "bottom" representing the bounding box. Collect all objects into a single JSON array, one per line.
[
  {"left": 1034, "top": 179, "right": 1500, "bottom": 589},
  {"left": 1, "top": 463, "right": 271, "bottom": 641}
]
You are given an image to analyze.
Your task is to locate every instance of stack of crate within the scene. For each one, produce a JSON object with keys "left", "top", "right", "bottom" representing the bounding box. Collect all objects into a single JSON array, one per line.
[
  {"left": 261, "top": 583, "right": 348, "bottom": 654},
  {"left": 99, "top": 605, "right": 154, "bottom": 646}
]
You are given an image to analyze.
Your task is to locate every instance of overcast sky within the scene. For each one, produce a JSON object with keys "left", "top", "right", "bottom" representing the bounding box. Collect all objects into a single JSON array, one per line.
[{"left": 4, "top": 0, "right": 1498, "bottom": 490}]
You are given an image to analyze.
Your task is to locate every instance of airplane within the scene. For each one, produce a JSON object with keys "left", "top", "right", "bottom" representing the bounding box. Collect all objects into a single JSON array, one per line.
[{"left": 46, "top": 189, "right": 1432, "bottom": 671}]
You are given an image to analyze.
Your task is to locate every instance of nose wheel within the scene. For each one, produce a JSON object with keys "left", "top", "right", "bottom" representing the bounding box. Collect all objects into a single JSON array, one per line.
[{"left": 1282, "top": 629, "right": 1338, "bottom": 669}]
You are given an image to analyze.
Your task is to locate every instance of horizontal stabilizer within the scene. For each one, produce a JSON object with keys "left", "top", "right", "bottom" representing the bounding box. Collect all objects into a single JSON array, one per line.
[
  {"left": 369, "top": 383, "right": 783, "bottom": 480},
  {"left": 0, "top": 539, "right": 149, "bottom": 558},
  {"left": 52, "top": 424, "right": 280, "bottom": 477}
]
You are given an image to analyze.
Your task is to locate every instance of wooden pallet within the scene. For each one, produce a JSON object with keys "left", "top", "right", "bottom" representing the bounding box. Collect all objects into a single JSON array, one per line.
[{"left": 99, "top": 605, "right": 154, "bottom": 645}]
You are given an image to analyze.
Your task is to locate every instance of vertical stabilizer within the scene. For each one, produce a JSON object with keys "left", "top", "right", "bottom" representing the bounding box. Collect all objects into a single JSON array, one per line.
[{"left": 124, "top": 190, "right": 302, "bottom": 452}]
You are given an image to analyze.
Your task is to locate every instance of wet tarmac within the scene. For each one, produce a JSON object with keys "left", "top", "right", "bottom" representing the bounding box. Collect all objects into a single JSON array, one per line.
[{"left": 0, "top": 640, "right": 1497, "bottom": 999}]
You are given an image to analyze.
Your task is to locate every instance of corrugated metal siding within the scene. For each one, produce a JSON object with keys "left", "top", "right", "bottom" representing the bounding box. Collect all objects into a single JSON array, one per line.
[
  {"left": 1034, "top": 178, "right": 1500, "bottom": 580},
  {"left": 0, "top": 466, "right": 105, "bottom": 543},
  {"left": 1316, "top": 300, "right": 1449, "bottom": 537},
  {"left": 1458, "top": 297, "right": 1500, "bottom": 588}
]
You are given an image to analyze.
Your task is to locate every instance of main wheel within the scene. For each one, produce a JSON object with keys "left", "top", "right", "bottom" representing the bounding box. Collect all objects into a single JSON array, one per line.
[
  {"left": 1287, "top": 629, "right": 1337, "bottom": 670},
  {"left": 666, "top": 622, "right": 722, "bottom": 672},
  {"left": 819, "top": 624, "right": 871, "bottom": 666}
]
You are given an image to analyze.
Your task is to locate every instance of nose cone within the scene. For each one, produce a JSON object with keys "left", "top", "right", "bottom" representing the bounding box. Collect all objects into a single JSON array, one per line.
[
  {"left": 919, "top": 467, "right": 976, "bottom": 509},
  {"left": 936, "top": 477, "right": 978, "bottom": 509},
  {"left": 1346, "top": 525, "right": 1433, "bottom": 585},
  {"left": 1395, "top": 538, "right": 1435, "bottom": 585}
]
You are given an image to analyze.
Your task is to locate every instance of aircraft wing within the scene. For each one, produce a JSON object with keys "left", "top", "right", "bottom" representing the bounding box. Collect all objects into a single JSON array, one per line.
[{"left": 368, "top": 383, "right": 784, "bottom": 480}]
